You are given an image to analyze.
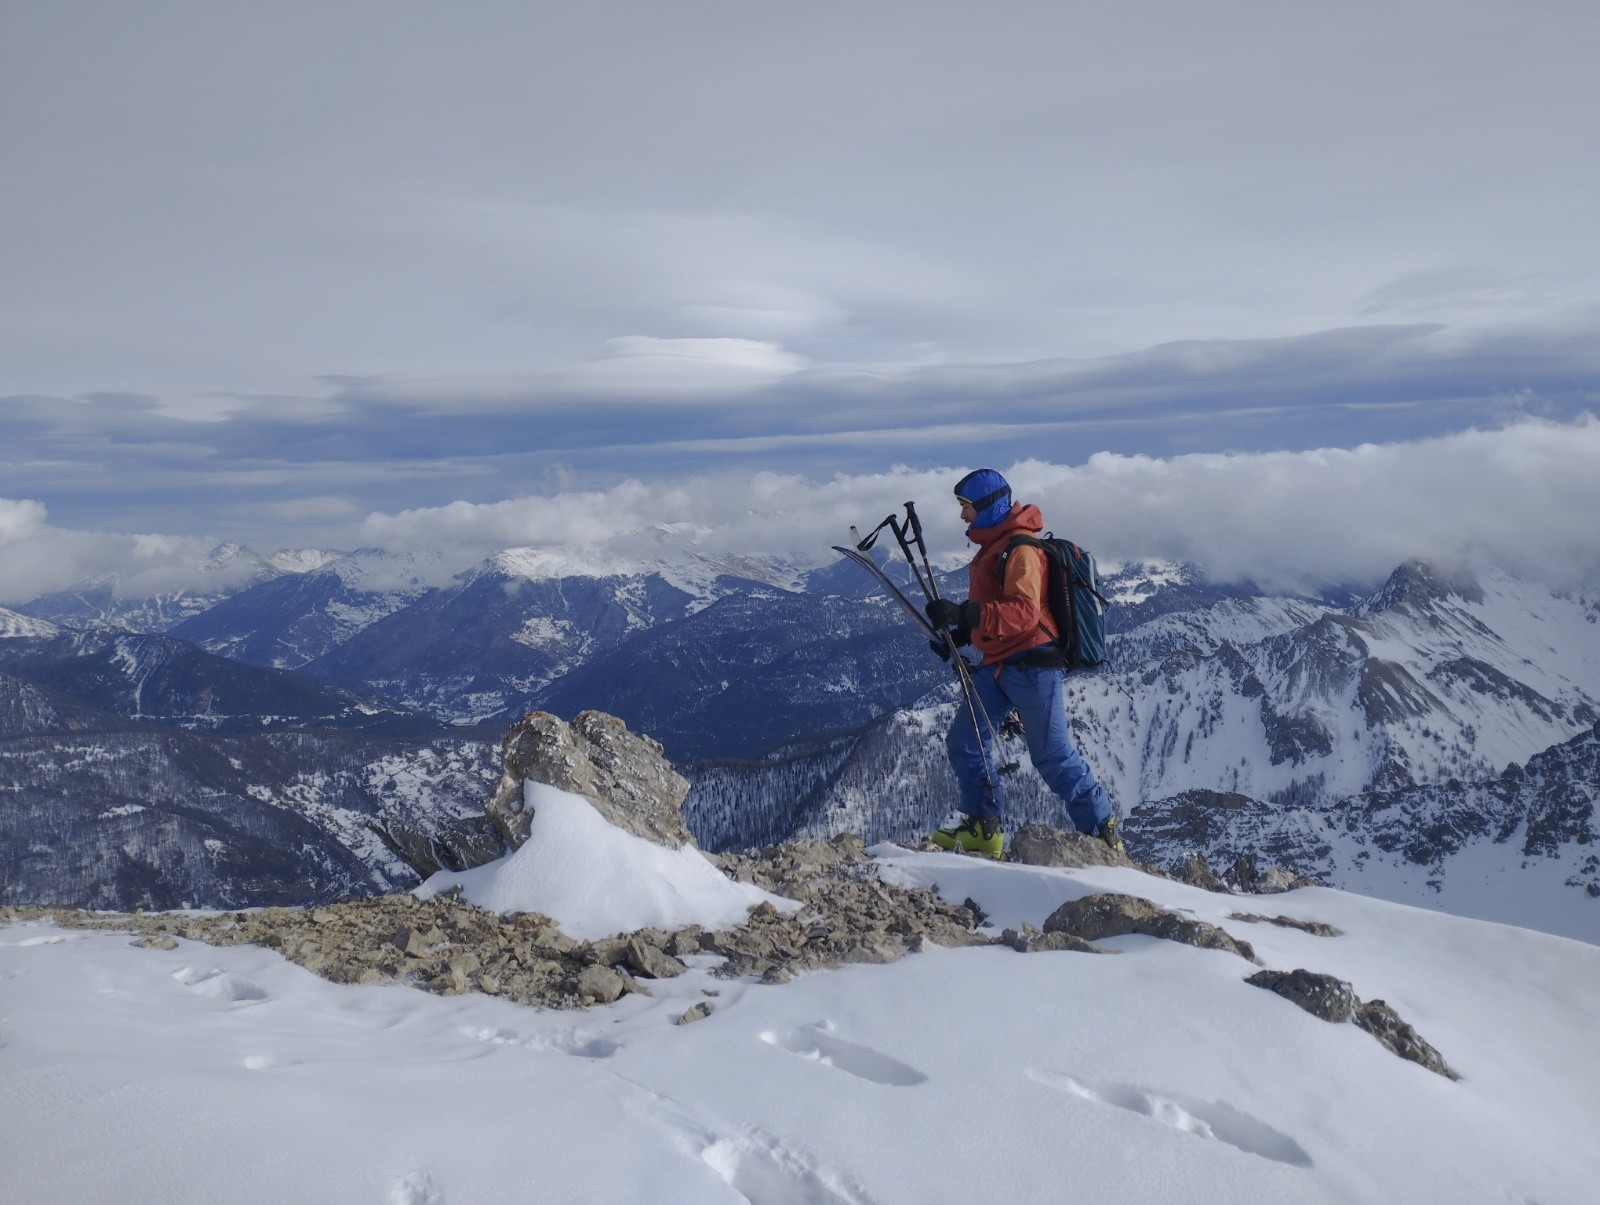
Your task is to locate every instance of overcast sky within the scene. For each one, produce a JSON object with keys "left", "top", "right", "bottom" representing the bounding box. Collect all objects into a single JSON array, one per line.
[{"left": 2, "top": 1, "right": 1597, "bottom": 596}]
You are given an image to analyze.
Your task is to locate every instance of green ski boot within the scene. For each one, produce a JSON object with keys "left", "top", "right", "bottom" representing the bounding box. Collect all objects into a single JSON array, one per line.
[
  {"left": 931, "top": 815, "right": 1004, "bottom": 860},
  {"left": 1098, "top": 816, "right": 1126, "bottom": 855}
]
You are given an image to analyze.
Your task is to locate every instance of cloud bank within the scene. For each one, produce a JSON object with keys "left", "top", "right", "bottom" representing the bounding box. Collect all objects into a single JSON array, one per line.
[
  {"left": 359, "top": 417, "right": 1600, "bottom": 594},
  {"left": 3, "top": 418, "right": 1594, "bottom": 604}
]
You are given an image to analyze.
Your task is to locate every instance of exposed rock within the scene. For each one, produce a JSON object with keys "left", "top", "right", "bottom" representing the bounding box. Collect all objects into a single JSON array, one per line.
[
  {"left": 1224, "top": 853, "right": 1314, "bottom": 894},
  {"left": 1247, "top": 968, "right": 1458, "bottom": 1079},
  {"left": 576, "top": 964, "right": 627, "bottom": 1004},
  {"left": 1355, "top": 999, "right": 1459, "bottom": 1080},
  {"left": 625, "top": 938, "right": 687, "bottom": 980},
  {"left": 1246, "top": 968, "right": 1355, "bottom": 1022},
  {"left": 7, "top": 828, "right": 987, "bottom": 1011},
  {"left": 677, "top": 1002, "right": 712, "bottom": 1025},
  {"left": 1230, "top": 912, "right": 1342, "bottom": 937},
  {"left": 132, "top": 934, "right": 178, "bottom": 951},
  {"left": 708, "top": 836, "right": 987, "bottom": 978},
  {"left": 1043, "top": 892, "right": 1259, "bottom": 964},
  {"left": 393, "top": 924, "right": 441, "bottom": 957},
  {"left": 1000, "top": 927, "right": 1102, "bottom": 955},
  {"left": 1171, "top": 852, "right": 1225, "bottom": 891},
  {"left": 1009, "top": 823, "right": 1133, "bottom": 869},
  {"left": 485, "top": 710, "right": 692, "bottom": 850}
]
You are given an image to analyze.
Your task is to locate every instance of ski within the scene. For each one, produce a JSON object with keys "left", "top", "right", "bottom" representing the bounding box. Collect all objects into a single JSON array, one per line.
[{"left": 831, "top": 545, "right": 938, "bottom": 638}]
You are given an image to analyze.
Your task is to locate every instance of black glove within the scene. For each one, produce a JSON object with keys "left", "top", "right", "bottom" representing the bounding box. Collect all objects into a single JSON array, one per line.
[
  {"left": 925, "top": 597, "right": 981, "bottom": 632},
  {"left": 927, "top": 627, "right": 973, "bottom": 661}
]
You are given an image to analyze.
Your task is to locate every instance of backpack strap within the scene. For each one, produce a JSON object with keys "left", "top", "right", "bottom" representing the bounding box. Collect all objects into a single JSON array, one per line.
[{"left": 995, "top": 535, "right": 1035, "bottom": 586}]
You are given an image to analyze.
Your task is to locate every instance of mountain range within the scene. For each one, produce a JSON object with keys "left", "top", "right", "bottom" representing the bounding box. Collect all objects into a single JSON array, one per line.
[{"left": 2, "top": 544, "right": 1596, "bottom": 940}]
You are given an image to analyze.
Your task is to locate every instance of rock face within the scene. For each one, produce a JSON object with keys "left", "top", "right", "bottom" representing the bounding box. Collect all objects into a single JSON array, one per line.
[
  {"left": 1043, "top": 892, "right": 1260, "bottom": 964},
  {"left": 1171, "top": 852, "right": 1226, "bottom": 891},
  {"left": 486, "top": 710, "right": 692, "bottom": 850},
  {"left": 1223, "top": 853, "right": 1314, "bottom": 894},
  {"left": 1247, "top": 968, "right": 1457, "bottom": 1080},
  {"left": 1009, "top": 824, "right": 1134, "bottom": 869}
]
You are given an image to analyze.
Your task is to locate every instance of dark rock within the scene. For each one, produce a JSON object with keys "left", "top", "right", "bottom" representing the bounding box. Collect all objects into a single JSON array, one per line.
[
  {"left": 1246, "top": 968, "right": 1356, "bottom": 1022},
  {"left": 1229, "top": 912, "right": 1342, "bottom": 937},
  {"left": 1247, "top": 968, "right": 1458, "bottom": 1080},
  {"left": 1044, "top": 892, "right": 1259, "bottom": 963},
  {"left": 1001, "top": 927, "right": 1101, "bottom": 955},
  {"left": 1224, "top": 853, "right": 1313, "bottom": 894},
  {"left": 1172, "top": 852, "right": 1225, "bottom": 890},
  {"left": 677, "top": 1002, "right": 712, "bottom": 1025},
  {"left": 1355, "top": 999, "right": 1459, "bottom": 1080}
]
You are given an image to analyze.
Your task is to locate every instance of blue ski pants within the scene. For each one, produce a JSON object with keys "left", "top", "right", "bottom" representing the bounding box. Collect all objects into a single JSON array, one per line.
[{"left": 947, "top": 659, "right": 1113, "bottom": 834}]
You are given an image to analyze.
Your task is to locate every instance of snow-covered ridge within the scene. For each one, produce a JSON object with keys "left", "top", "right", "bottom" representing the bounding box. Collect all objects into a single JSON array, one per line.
[
  {"left": 477, "top": 546, "right": 807, "bottom": 612},
  {"left": 266, "top": 547, "right": 346, "bottom": 574},
  {"left": 318, "top": 547, "right": 451, "bottom": 592},
  {"left": 5, "top": 800, "right": 1599, "bottom": 1203},
  {"left": 1099, "top": 558, "right": 1193, "bottom": 604},
  {"left": 0, "top": 606, "right": 58, "bottom": 639}
]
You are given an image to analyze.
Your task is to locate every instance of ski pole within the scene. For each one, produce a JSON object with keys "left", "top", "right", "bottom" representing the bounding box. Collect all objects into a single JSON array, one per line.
[{"left": 895, "top": 503, "right": 1006, "bottom": 796}]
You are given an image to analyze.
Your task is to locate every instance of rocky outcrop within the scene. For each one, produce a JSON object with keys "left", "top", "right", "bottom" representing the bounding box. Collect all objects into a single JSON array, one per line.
[
  {"left": 1008, "top": 823, "right": 1134, "bottom": 869},
  {"left": 1043, "top": 892, "right": 1259, "bottom": 963},
  {"left": 1170, "top": 852, "right": 1226, "bottom": 890},
  {"left": 998, "top": 926, "right": 1103, "bottom": 954},
  {"left": 485, "top": 710, "right": 692, "bottom": 850},
  {"left": 1223, "top": 853, "right": 1315, "bottom": 894},
  {"left": 0, "top": 829, "right": 995, "bottom": 1009},
  {"left": 1228, "top": 912, "right": 1342, "bottom": 937},
  {"left": 1352, "top": 999, "right": 1458, "bottom": 1080},
  {"left": 707, "top": 834, "right": 989, "bottom": 978},
  {"left": 1247, "top": 968, "right": 1457, "bottom": 1079},
  {"left": 1245, "top": 967, "right": 1356, "bottom": 1021}
]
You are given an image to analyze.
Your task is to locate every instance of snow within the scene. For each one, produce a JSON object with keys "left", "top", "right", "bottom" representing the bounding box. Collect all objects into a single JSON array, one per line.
[
  {"left": 416, "top": 782, "right": 792, "bottom": 939},
  {"left": 483, "top": 545, "right": 806, "bottom": 612},
  {"left": 322, "top": 547, "right": 449, "bottom": 592},
  {"left": 267, "top": 548, "right": 346, "bottom": 574},
  {"left": 0, "top": 605, "right": 59, "bottom": 638},
  {"left": 6, "top": 802, "right": 1600, "bottom": 1204}
]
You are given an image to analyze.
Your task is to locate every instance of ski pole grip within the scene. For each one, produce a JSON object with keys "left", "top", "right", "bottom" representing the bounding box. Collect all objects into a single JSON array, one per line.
[{"left": 904, "top": 501, "right": 924, "bottom": 547}]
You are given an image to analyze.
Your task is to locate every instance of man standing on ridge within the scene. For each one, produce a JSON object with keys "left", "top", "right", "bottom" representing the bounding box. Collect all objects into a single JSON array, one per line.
[{"left": 923, "top": 468, "right": 1124, "bottom": 859}]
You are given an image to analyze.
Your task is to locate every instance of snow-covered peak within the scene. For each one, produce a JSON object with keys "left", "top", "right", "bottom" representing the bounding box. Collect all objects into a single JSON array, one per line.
[
  {"left": 1352, "top": 559, "right": 1484, "bottom": 618},
  {"left": 477, "top": 545, "right": 806, "bottom": 597},
  {"left": 200, "top": 542, "right": 276, "bottom": 578},
  {"left": 480, "top": 546, "right": 615, "bottom": 582},
  {"left": 417, "top": 782, "right": 791, "bottom": 939},
  {"left": 1098, "top": 559, "right": 1197, "bottom": 605},
  {"left": 267, "top": 548, "right": 346, "bottom": 574},
  {"left": 0, "top": 606, "right": 58, "bottom": 639},
  {"left": 319, "top": 547, "right": 450, "bottom": 592}
]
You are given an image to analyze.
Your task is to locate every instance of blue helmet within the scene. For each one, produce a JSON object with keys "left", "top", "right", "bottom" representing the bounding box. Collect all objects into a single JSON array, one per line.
[{"left": 954, "top": 468, "right": 1012, "bottom": 529}]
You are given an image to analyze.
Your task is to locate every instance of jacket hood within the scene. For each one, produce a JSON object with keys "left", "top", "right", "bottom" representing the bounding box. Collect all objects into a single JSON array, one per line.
[{"left": 967, "top": 502, "right": 1044, "bottom": 547}]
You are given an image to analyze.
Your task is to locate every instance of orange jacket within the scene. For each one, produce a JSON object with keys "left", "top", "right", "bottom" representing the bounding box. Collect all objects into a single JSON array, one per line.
[{"left": 966, "top": 503, "right": 1059, "bottom": 665}]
